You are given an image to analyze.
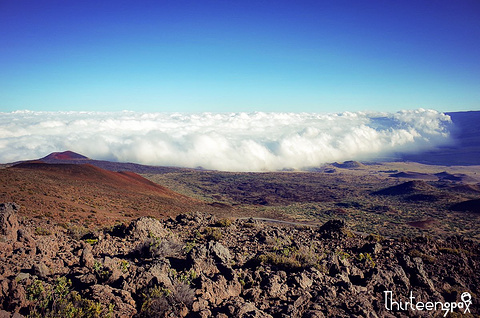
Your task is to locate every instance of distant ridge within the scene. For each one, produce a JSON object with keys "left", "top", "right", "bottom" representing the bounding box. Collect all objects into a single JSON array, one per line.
[
  {"left": 434, "top": 171, "right": 478, "bottom": 183},
  {"left": 372, "top": 180, "right": 444, "bottom": 202},
  {"left": 372, "top": 180, "right": 436, "bottom": 195},
  {"left": 332, "top": 161, "right": 363, "bottom": 169},
  {"left": 450, "top": 198, "right": 480, "bottom": 213},
  {"left": 389, "top": 171, "right": 438, "bottom": 181}
]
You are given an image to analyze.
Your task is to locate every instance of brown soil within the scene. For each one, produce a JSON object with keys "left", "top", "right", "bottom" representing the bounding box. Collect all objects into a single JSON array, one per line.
[{"left": 406, "top": 219, "right": 436, "bottom": 229}]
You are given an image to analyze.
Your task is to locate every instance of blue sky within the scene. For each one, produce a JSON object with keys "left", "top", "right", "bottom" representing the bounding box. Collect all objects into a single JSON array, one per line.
[{"left": 1, "top": 0, "right": 479, "bottom": 113}]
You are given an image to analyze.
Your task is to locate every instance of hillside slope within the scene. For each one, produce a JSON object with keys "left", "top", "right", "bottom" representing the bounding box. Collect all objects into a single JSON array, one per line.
[{"left": 0, "top": 162, "right": 204, "bottom": 225}]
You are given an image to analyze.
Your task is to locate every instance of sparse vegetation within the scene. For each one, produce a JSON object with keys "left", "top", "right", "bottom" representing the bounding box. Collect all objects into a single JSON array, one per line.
[
  {"left": 366, "top": 234, "right": 385, "bottom": 242},
  {"left": 67, "top": 225, "right": 90, "bottom": 240}
]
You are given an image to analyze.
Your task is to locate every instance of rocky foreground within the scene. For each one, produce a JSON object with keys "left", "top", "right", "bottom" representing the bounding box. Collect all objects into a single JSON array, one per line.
[{"left": 0, "top": 202, "right": 479, "bottom": 317}]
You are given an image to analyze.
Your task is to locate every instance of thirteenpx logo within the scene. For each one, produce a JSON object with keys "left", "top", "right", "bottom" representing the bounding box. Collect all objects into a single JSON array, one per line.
[{"left": 384, "top": 291, "right": 472, "bottom": 317}]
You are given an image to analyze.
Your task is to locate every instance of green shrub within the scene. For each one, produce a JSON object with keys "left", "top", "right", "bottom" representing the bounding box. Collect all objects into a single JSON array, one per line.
[
  {"left": 84, "top": 238, "right": 98, "bottom": 245},
  {"left": 26, "top": 277, "right": 111, "bottom": 318},
  {"left": 183, "top": 240, "right": 196, "bottom": 254},
  {"left": 92, "top": 261, "right": 111, "bottom": 281},
  {"left": 356, "top": 252, "right": 376, "bottom": 268},
  {"left": 335, "top": 249, "right": 351, "bottom": 260},
  {"left": 119, "top": 260, "right": 130, "bottom": 274}
]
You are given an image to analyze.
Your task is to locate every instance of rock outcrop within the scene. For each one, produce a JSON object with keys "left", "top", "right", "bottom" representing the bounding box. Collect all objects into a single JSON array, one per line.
[{"left": 0, "top": 203, "right": 19, "bottom": 242}]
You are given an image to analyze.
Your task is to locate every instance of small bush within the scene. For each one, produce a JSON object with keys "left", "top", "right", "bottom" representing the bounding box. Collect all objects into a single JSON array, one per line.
[
  {"left": 183, "top": 241, "right": 196, "bottom": 254},
  {"left": 139, "top": 282, "right": 195, "bottom": 318},
  {"left": 243, "top": 222, "right": 256, "bottom": 228},
  {"left": 215, "top": 218, "right": 232, "bottom": 228},
  {"left": 93, "top": 261, "right": 111, "bottom": 281},
  {"left": 408, "top": 249, "right": 436, "bottom": 264},
  {"left": 439, "top": 247, "right": 472, "bottom": 256},
  {"left": 34, "top": 227, "right": 51, "bottom": 236},
  {"left": 67, "top": 226, "right": 90, "bottom": 240},
  {"left": 170, "top": 269, "right": 197, "bottom": 285},
  {"left": 336, "top": 249, "right": 351, "bottom": 260},
  {"left": 84, "top": 238, "right": 98, "bottom": 245},
  {"left": 150, "top": 238, "right": 182, "bottom": 258},
  {"left": 204, "top": 227, "right": 222, "bottom": 241},
  {"left": 256, "top": 245, "right": 322, "bottom": 271},
  {"left": 257, "top": 252, "right": 302, "bottom": 270},
  {"left": 136, "top": 233, "right": 182, "bottom": 259},
  {"left": 366, "top": 234, "right": 384, "bottom": 242},
  {"left": 172, "top": 282, "right": 195, "bottom": 307},
  {"left": 356, "top": 252, "right": 376, "bottom": 268},
  {"left": 119, "top": 260, "right": 130, "bottom": 274},
  {"left": 140, "top": 286, "right": 171, "bottom": 318}
]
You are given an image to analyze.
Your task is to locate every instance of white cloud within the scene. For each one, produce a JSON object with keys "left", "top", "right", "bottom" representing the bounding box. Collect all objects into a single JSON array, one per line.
[{"left": 0, "top": 109, "right": 452, "bottom": 171}]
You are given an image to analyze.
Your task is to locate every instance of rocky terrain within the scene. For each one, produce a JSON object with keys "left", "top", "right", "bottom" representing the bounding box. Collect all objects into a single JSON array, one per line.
[{"left": 1, "top": 202, "right": 479, "bottom": 317}]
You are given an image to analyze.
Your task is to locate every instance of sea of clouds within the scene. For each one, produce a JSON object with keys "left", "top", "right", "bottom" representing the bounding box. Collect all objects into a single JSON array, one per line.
[{"left": 0, "top": 109, "right": 452, "bottom": 171}]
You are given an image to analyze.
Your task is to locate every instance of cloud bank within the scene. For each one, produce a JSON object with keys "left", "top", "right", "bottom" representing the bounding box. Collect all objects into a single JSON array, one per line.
[{"left": 0, "top": 109, "right": 452, "bottom": 171}]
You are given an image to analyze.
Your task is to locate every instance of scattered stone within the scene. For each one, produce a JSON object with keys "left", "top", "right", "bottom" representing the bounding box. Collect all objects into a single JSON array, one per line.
[
  {"left": 361, "top": 242, "right": 382, "bottom": 255},
  {"left": 126, "top": 216, "right": 167, "bottom": 241},
  {"left": 318, "top": 219, "right": 347, "bottom": 239},
  {"left": 32, "top": 262, "right": 50, "bottom": 278},
  {"left": 80, "top": 244, "right": 95, "bottom": 268}
]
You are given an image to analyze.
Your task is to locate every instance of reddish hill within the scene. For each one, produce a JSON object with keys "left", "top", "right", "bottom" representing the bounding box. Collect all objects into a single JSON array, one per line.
[
  {"left": 0, "top": 162, "right": 206, "bottom": 226},
  {"left": 13, "top": 162, "right": 182, "bottom": 198},
  {"left": 41, "top": 151, "right": 89, "bottom": 161}
]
